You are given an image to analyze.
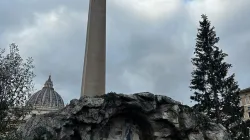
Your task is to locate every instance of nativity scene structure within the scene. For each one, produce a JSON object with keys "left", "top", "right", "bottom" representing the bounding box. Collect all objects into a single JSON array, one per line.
[
  {"left": 17, "top": 0, "right": 231, "bottom": 139},
  {"left": 18, "top": 92, "right": 231, "bottom": 140}
]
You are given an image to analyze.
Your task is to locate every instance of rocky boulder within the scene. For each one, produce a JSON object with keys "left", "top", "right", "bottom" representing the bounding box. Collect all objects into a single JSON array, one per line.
[{"left": 18, "top": 92, "right": 231, "bottom": 140}]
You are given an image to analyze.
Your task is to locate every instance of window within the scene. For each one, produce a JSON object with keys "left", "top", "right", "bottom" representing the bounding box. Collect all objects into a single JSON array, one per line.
[
  {"left": 248, "top": 112, "right": 250, "bottom": 118},
  {"left": 248, "top": 106, "right": 250, "bottom": 110},
  {"left": 246, "top": 97, "right": 250, "bottom": 104}
]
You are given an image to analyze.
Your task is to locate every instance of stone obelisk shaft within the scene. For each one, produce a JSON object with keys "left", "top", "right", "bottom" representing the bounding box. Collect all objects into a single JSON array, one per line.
[{"left": 81, "top": 0, "right": 106, "bottom": 97}]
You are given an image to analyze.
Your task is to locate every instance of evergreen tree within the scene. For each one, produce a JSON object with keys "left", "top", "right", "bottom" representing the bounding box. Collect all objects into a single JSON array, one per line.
[
  {"left": 222, "top": 75, "right": 249, "bottom": 139},
  {"left": 190, "top": 14, "right": 248, "bottom": 139}
]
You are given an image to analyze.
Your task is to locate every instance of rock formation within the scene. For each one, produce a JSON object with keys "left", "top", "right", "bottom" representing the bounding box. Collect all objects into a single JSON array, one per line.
[{"left": 18, "top": 92, "right": 231, "bottom": 140}]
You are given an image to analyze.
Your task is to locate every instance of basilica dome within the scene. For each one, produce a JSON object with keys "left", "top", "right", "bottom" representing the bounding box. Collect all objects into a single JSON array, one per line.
[{"left": 26, "top": 75, "right": 64, "bottom": 109}]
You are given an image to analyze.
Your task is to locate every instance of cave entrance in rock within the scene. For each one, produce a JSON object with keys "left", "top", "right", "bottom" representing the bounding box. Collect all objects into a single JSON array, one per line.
[
  {"left": 94, "top": 110, "right": 154, "bottom": 140},
  {"left": 70, "top": 129, "right": 82, "bottom": 140}
]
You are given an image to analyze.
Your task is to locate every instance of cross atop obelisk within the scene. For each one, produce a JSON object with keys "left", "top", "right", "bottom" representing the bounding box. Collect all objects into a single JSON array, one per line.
[{"left": 81, "top": 0, "right": 106, "bottom": 97}]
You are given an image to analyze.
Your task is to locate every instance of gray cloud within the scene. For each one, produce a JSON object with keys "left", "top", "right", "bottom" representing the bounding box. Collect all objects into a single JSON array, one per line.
[{"left": 0, "top": 0, "right": 250, "bottom": 105}]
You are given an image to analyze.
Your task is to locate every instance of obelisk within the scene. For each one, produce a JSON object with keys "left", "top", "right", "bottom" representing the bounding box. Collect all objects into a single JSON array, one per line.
[{"left": 81, "top": 0, "right": 106, "bottom": 97}]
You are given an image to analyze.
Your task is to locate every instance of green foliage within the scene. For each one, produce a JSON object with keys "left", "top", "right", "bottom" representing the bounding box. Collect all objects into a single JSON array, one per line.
[
  {"left": 33, "top": 127, "right": 57, "bottom": 140},
  {"left": 190, "top": 14, "right": 248, "bottom": 139},
  {"left": 0, "top": 130, "right": 25, "bottom": 140},
  {"left": 102, "top": 92, "right": 117, "bottom": 102},
  {"left": 180, "top": 105, "right": 211, "bottom": 130},
  {"left": 0, "top": 43, "right": 35, "bottom": 137},
  {"left": 103, "top": 92, "right": 118, "bottom": 106},
  {"left": 230, "top": 120, "right": 250, "bottom": 140}
]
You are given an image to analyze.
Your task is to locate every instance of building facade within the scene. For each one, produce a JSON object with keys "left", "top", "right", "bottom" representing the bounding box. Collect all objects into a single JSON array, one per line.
[{"left": 239, "top": 87, "right": 250, "bottom": 120}]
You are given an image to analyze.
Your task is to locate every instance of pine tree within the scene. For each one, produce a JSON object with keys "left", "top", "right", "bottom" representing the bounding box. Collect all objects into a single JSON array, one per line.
[
  {"left": 190, "top": 14, "right": 248, "bottom": 139},
  {"left": 222, "top": 75, "right": 249, "bottom": 139},
  {"left": 190, "top": 14, "right": 222, "bottom": 123}
]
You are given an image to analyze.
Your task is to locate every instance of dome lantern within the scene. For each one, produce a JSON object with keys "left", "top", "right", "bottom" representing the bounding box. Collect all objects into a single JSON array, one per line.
[{"left": 44, "top": 75, "right": 53, "bottom": 89}]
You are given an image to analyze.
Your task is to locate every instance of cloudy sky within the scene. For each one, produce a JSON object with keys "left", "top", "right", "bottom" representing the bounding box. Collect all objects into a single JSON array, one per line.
[{"left": 0, "top": 0, "right": 249, "bottom": 105}]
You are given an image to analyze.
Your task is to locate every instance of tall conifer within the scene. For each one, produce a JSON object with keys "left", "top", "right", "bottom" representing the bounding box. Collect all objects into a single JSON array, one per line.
[{"left": 190, "top": 14, "right": 248, "bottom": 139}]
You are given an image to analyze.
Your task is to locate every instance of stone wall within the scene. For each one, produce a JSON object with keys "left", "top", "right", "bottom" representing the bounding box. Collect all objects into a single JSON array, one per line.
[
  {"left": 23, "top": 107, "right": 59, "bottom": 120},
  {"left": 17, "top": 92, "right": 231, "bottom": 140}
]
